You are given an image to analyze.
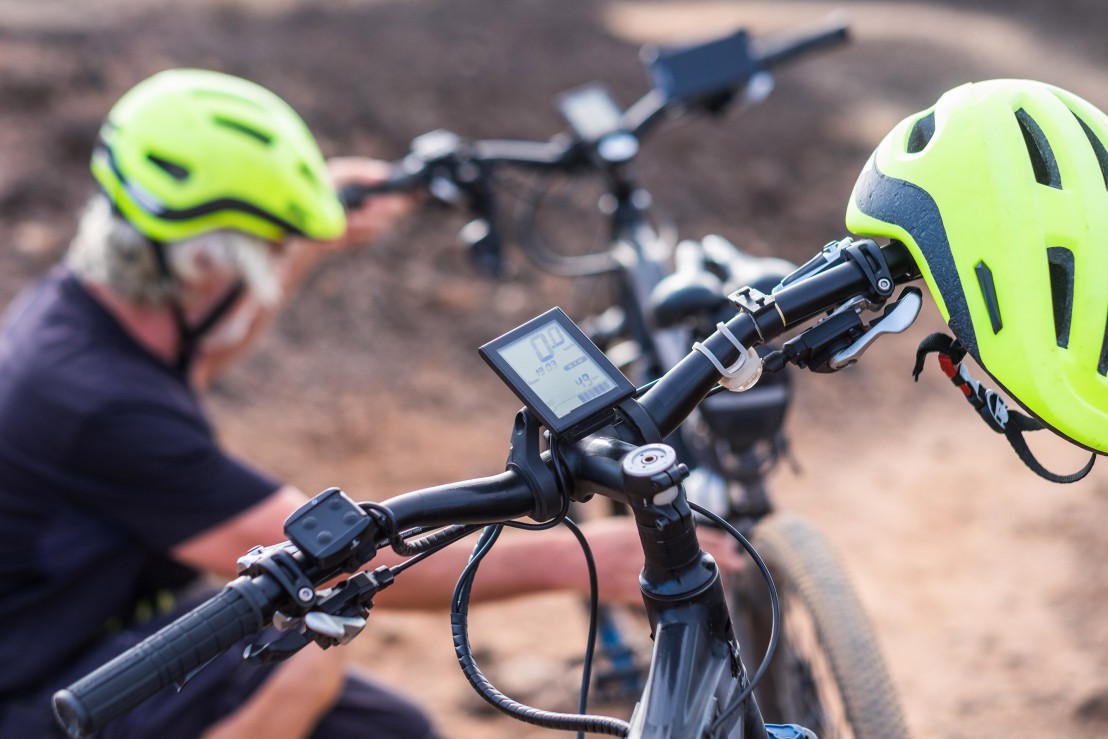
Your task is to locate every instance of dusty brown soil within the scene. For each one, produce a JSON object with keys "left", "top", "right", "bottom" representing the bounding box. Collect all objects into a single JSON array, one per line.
[{"left": 3, "top": 1, "right": 1108, "bottom": 737}]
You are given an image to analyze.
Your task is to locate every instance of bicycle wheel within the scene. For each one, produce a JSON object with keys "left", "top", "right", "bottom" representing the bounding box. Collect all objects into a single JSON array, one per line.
[{"left": 729, "top": 513, "right": 910, "bottom": 739}]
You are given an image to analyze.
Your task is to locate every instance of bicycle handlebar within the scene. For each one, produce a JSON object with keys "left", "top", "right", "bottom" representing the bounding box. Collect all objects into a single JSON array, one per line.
[
  {"left": 338, "top": 138, "right": 576, "bottom": 209},
  {"left": 53, "top": 576, "right": 283, "bottom": 737},
  {"left": 753, "top": 16, "right": 850, "bottom": 71},
  {"left": 336, "top": 18, "right": 850, "bottom": 225}
]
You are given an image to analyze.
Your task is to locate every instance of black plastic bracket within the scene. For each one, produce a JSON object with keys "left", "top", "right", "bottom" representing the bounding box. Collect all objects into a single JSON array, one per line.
[
  {"left": 505, "top": 409, "right": 563, "bottom": 523},
  {"left": 843, "top": 238, "right": 895, "bottom": 300},
  {"left": 237, "top": 545, "right": 319, "bottom": 612}
]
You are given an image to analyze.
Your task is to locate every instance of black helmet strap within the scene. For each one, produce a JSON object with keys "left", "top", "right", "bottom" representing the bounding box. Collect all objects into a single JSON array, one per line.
[
  {"left": 147, "top": 238, "right": 247, "bottom": 376},
  {"left": 168, "top": 280, "right": 246, "bottom": 375},
  {"left": 912, "top": 332, "right": 1096, "bottom": 484}
]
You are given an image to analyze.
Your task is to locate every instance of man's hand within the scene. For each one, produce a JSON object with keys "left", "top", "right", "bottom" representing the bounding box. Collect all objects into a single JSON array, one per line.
[
  {"left": 324, "top": 156, "right": 420, "bottom": 250},
  {"left": 200, "top": 643, "right": 348, "bottom": 739}
]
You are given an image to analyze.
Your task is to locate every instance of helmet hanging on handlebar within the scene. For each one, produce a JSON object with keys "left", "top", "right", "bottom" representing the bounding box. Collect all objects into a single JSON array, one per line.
[{"left": 844, "top": 79, "right": 1108, "bottom": 471}]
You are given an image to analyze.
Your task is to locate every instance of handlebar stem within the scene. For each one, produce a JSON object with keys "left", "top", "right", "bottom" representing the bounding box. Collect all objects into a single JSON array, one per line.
[
  {"left": 620, "top": 445, "right": 716, "bottom": 600},
  {"left": 622, "top": 88, "right": 671, "bottom": 138}
]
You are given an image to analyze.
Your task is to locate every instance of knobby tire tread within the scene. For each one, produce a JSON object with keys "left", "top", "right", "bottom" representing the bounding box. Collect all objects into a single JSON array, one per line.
[{"left": 739, "top": 512, "right": 911, "bottom": 739}]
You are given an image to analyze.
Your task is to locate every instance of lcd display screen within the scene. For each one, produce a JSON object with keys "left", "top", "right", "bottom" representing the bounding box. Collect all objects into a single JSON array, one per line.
[
  {"left": 480, "top": 307, "right": 636, "bottom": 435},
  {"left": 495, "top": 319, "right": 620, "bottom": 420},
  {"left": 557, "top": 83, "right": 623, "bottom": 141}
]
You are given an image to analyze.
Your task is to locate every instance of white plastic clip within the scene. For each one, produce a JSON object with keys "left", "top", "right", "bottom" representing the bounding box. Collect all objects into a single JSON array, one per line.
[{"left": 692, "top": 322, "right": 763, "bottom": 392}]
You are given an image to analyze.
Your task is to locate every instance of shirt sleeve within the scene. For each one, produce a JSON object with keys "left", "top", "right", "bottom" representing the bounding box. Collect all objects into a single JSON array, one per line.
[{"left": 66, "top": 401, "right": 282, "bottom": 549}]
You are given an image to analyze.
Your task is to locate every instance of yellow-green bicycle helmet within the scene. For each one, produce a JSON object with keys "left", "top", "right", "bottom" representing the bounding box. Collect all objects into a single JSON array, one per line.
[
  {"left": 92, "top": 68, "right": 346, "bottom": 244},
  {"left": 846, "top": 79, "right": 1108, "bottom": 467}
]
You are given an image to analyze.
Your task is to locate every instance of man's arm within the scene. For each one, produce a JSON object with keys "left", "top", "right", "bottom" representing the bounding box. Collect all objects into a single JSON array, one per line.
[
  {"left": 171, "top": 485, "right": 742, "bottom": 608},
  {"left": 170, "top": 485, "right": 308, "bottom": 579},
  {"left": 169, "top": 484, "right": 645, "bottom": 605},
  {"left": 172, "top": 483, "right": 738, "bottom": 739}
]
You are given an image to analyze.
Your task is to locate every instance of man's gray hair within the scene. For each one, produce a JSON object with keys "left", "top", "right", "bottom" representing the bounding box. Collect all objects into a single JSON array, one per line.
[{"left": 67, "top": 197, "right": 282, "bottom": 307}]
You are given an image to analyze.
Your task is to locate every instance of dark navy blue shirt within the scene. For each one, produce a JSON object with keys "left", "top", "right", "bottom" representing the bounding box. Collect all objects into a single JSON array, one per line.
[{"left": 0, "top": 267, "right": 280, "bottom": 694}]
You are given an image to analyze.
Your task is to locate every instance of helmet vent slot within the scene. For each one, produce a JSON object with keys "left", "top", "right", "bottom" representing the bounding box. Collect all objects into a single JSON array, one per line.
[
  {"left": 298, "top": 161, "right": 320, "bottom": 189},
  {"left": 974, "top": 260, "right": 1003, "bottom": 334},
  {"left": 146, "top": 154, "right": 189, "bottom": 182},
  {"left": 1015, "top": 109, "right": 1062, "bottom": 189},
  {"left": 1072, "top": 112, "right": 1108, "bottom": 190},
  {"left": 906, "top": 112, "right": 935, "bottom": 154},
  {"left": 286, "top": 201, "right": 308, "bottom": 228},
  {"left": 1047, "top": 246, "right": 1075, "bottom": 348},
  {"left": 212, "top": 116, "right": 273, "bottom": 146}
]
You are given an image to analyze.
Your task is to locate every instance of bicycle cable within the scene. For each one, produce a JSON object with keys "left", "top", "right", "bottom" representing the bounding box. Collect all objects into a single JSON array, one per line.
[
  {"left": 388, "top": 525, "right": 486, "bottom": 576},
  {"left": 514, "top": 434, "right": 605, "bottom": 736},
  {"left": 688, "top": 501, "right": 781, "bottom": 734},
  {"left": 563, "top": 517, "right": 602, "bottom": 739},
  {"left": 361, "top": 501, "right": 486, "bottom": 558},
  {"left": 449, "top": 515, "right": 625, "bottom": 735}
]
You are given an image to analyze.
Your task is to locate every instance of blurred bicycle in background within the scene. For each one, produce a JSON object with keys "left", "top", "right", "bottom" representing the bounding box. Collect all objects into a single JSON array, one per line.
[{"left": 341, "top": 18, "right": 909, "bottom": 738}]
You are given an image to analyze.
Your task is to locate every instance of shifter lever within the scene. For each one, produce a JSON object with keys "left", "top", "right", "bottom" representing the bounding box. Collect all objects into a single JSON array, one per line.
[
  {"left": 304, "top": 612, "right": 368, "bottom": 644},
  {"left": 828, "top": 288, "right": 922, "bottom": 369}
]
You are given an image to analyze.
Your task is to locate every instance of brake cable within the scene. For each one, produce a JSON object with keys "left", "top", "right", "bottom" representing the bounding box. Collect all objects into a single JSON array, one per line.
[
  {"left": 695, "top": 502, "right": 782, "bottom": 735},
  {"left": 449, "top": 519, "right": 627, "bottom": 736}
]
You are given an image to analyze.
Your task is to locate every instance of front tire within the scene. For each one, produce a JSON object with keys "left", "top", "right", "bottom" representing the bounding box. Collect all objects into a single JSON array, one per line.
[{"left": 729, "top": 513, "right": 910, "bottom": 739}]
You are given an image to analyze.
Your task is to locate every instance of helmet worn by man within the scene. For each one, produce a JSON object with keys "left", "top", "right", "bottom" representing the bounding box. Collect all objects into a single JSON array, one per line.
[
  {"left": 845, "top": 79, "right": 1108, "bottom": 480},
  {"left": 91, "top": 67, "right": 346, "bottom": 244},
  {"left": 86, "top": 68, "right": 351, "bottom": 370}
]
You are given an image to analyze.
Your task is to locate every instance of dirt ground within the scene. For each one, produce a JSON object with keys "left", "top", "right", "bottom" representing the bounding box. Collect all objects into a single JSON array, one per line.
[{"left": 2, "top": 1, "right": 1108, "bottom": 737}]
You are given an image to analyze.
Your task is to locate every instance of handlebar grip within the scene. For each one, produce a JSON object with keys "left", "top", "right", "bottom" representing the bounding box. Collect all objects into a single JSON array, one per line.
[
  {"left": 753, "top": 16, "right": 850, "bottom": 70},
  {"left": 338, "top": 169, "right": 429, "bottom": 209},
  {"left": 52, "top": 577, "right": 278, "bottom": 738}
]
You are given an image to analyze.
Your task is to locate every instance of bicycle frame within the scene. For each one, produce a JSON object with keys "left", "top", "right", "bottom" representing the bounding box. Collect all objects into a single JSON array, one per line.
[{"left": 605, "top": 184, "right": 685, "bottom": 373}]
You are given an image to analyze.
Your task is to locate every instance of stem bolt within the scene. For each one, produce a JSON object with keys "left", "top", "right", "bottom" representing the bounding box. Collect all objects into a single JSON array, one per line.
[{"left": 622, "top": 444, "right": 678, "bottom": 477}]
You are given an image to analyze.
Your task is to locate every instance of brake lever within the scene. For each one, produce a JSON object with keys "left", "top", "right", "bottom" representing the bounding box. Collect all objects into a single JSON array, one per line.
[
  {"left": 244, "top": 566, "right": 393, "bottom": 664},
  {"left": 244, "top": 625, "right": 313, "bottom": 664},
  {"left": 242, "top": 611, "right": 367, "bottom": 663},
  {"left": 304, "top": 611, "right": 368, "bottom": 644},
  {"left": 828, "top": 288, "right": 922, "bottom": 369}
]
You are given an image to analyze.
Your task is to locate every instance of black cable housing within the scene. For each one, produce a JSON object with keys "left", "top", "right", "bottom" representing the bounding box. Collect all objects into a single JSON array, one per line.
[
  {"left": 448, "top": 524, "right": 628, "bottom": 736},
  {"left": 692, "top": 502, "right": 781, "bottom": 734}
]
